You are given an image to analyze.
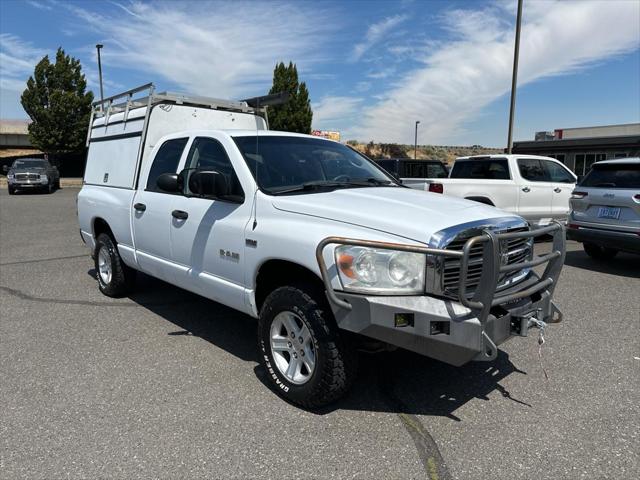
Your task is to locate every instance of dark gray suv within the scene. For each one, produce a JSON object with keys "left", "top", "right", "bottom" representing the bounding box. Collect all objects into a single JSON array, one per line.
[
  {"left": 4, "top": 158, "right": 60, "bottom": 195},
  {"left": 567, "top": 158, "right": 640, "bottom": 259}
]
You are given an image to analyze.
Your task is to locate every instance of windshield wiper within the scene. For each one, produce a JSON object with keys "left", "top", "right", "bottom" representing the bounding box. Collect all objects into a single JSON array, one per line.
[
  {"left": 270, "top": 181, "right": 353, "bottom": 195},
  {"left": 269, "top": 178, "right": 394, "bottom": 195}
]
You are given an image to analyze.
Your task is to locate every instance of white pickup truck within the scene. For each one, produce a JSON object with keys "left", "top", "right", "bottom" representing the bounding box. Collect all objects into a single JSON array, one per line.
[
  {"left": 420, "top": 155, "right": 577, "bottom": 226},
  {"left": 78, "top": 84, "right": 566, "bottom": 407}
]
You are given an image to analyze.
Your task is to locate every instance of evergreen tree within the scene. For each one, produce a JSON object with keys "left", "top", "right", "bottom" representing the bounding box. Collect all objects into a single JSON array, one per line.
[
  {"left": 20, "top": 48, "right": 94, "bottom": 155},
  {"left": 267, "top": 62, "right": 312, "bottom": 133}
]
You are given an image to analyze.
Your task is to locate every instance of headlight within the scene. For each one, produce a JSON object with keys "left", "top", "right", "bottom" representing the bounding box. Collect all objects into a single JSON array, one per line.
[
  {"left": 40, "top": 174, "right": 48, "bottom": 183},
  {"left": 7, "top": 173, "right": 14, "bottom": 180},
  {"left": 335, "top": 245, "right": 426, "bottom": 294}
]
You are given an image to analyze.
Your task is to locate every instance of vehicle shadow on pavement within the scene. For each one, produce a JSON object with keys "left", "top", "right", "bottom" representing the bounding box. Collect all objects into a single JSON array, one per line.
[
  {"left": 563, "top": 250, "right": 640, "bottom": 278},
  {"left": 97, "top": 270, "right": 531, "bottom": 419},
  {"left": 313, "top": 350, "right": 529, "bottom": 420}
]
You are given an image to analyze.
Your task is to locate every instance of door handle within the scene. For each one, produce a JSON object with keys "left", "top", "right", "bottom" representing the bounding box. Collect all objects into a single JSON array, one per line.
[
  {"left": 172, "top": 210, "right": 189, "bottom": 220},
  {"left": 133, "top": 203, "right": 146, "bottom": 212},
  {"left": 554, "top": 187, "right": 562, "bottom": 193},
  {"left": 521, "top": 186, "right": 531, "bottom": 193}
]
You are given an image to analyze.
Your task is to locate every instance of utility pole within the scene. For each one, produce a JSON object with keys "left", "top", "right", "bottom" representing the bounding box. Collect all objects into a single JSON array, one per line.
[
  {"left": 414, "top": 120, "right": 420, "bottom": 159},
  {"left": 95, "top": 44, "right": 104, "bottom": 110},
  {"left": 506, "top": 0, "right": 523, "bottom": 153}
]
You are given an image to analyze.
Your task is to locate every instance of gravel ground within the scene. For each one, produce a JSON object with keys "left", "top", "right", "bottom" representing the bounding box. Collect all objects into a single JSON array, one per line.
[{"left": 1, "top": 187, "right": 638, "bottom": 480}]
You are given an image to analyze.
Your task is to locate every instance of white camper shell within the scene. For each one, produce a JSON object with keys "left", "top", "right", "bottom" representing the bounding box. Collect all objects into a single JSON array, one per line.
[{"left": 84, "top": 83, "right": 268, "bottom": 189}]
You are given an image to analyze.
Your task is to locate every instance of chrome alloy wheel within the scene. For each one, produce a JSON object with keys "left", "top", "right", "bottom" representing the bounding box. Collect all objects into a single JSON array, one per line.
[
  {"left": 270, "top": 311, "right": 316, "bottom": 385},
  {"left": 97, "top": 246, "right": 112, "bottom": 285}
]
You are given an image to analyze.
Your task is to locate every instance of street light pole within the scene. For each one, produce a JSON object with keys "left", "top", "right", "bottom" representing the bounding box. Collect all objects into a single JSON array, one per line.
[
  {"left": 95, "top": 44, "right": 104, "bottom": 110},
  {"left": 414, "top": 120, "right": 420, "bottom": 159},
  {"left": 506, "top": 0, "right": 523, "bottom": 154}
]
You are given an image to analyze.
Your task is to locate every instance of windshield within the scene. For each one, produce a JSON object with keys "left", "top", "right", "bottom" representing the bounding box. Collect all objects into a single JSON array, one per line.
[
  {"left": 12, "top": 159, "right": 47, "bottom": 168},
  {"left": 233, "top": 136, "right": 397, "bottom": 194},
  {"left": 580, "top": 163, "right": 640, "bottom": 188}
]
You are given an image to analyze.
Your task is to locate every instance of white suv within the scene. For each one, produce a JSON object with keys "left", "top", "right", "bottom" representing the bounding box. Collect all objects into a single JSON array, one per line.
[{"left": 78, "top": 85, "right": 567, "bottom": 407}]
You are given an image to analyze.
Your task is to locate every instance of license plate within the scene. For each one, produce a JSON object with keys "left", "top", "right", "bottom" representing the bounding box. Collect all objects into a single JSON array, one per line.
[{"left": 598, "top": 207, "right": 620, "bottom": 219}]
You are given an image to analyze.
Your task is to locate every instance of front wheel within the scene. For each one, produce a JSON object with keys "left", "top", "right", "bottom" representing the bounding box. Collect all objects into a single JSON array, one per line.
[
  {"left": 584, "top": 242, "right": 618, "bottom": 260},
  {"left": 94, "top": 233, "right": 136, "bottom": 297},
  {"left": 258, "top": 284, "right": 357, "bottom": 408},
  {"left": 8, "top": 186, "right": 15, "bottom": 195}
]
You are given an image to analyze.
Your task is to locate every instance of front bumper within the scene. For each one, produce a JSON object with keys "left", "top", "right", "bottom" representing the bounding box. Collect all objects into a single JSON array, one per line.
[
  {"left": 567, "top": 224, "right": 640, "bottom": 254},
  {"left": 317, "top": 223, "right": 566, "bottom": 366},
  {"left": 9, "top": 180, "right": 47, "bottom": 188}
]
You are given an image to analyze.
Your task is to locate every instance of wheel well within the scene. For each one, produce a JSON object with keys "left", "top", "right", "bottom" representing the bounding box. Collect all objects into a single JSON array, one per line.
[
  {"left": 465, "top": 196, "right": 494, "bottom": 206},
  {"left": 255, "top": 260, "right": 324, "bottom": 313},
  {"left": 93, "top": 218, "right": 115, "bottom": 243}
]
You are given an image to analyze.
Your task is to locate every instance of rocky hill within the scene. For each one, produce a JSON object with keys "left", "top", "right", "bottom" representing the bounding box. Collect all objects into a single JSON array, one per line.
[{"left": 347, "top": 141, "right": 503, "bottom": 165}]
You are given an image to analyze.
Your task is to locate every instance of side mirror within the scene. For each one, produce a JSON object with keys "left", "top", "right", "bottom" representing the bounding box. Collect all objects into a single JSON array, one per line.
[
  {"left": 156, "top": 173, "right": 181, "bottom": 192},
  {"left": 188, "top": 170, "right": 228, "bottom": 198},
  {"left": 2, "top": 165, "right": 8, "bottom": 173}
]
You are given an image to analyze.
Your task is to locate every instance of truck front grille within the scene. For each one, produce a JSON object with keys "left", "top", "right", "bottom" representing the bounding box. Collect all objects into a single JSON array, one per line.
[
  {"left": 441, "top": 227, "right": 531, "bottom": 298},
  {"left": 15, "top": 173, "right": 40, "bottom": 182}
]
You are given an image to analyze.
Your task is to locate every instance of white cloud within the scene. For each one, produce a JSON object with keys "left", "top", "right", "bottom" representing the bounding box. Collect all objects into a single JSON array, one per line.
[
  {"left": 353, "top": 0, "right": 640, "bottom": 144},
  {"left": 26, "top": 0, "right": 53, "bottom": 11},
  {"left": 0, "top": 34, "right": 47, "bottom": 93},
  {"left": 312, "top": 96, "right": 363, "bottom": 131},
  {"left": 63, "top": 1, "right": 338, "bottom": 100},
  {"left": 352, "top": 14, "right": 408, "bottom": 61}
]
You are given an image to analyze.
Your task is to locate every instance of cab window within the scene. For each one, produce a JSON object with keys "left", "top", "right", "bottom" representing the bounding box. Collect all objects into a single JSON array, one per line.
[
  {"left": 146, "top": 137, "right": 188, "bottom": 192},
  {"left": 183, "top": 137, "right": 244, "bottom": 200},
  {"left": 517, "top": 158, "right": 549, "bottom": 182},
  {"left": 543, "top": 160, "right": 575, "bottom": 183},
  {"left": 451, "top": 159, "right": 510, "bottom": 179}
]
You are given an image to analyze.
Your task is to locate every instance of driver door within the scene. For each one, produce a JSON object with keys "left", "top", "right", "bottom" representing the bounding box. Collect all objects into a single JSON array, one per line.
[{"left": 169, "top": 135, "right": 252, "bottom": 312}]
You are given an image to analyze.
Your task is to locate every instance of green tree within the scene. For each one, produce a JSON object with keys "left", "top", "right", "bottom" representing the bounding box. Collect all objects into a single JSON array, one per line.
[
  {"left": 267, "top": 62, "right": 312, "bottom": 133},
  {"left": 20, "top": 47, "right": 94, "bottom": 156}
]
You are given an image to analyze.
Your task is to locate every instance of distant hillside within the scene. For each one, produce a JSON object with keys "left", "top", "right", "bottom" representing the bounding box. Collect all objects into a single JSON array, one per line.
[{"left": 347, "top": 141, "right": 503, "bottom": 165}]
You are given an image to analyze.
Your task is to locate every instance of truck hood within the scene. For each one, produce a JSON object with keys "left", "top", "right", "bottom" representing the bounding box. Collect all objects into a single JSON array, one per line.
[{"left": 271, "top": 187, "right": 516, "bottom": 244}]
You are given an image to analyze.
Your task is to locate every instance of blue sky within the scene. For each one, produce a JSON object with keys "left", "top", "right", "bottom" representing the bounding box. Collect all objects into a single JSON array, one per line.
[{"left": 1, "top": 0, "right": 638, "bottom": 146}]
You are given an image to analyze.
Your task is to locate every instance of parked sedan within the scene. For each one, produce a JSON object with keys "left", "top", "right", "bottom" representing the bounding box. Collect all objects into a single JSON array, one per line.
[
  {"left": 567, "top": 158, "right": 640, "bottom": 259},
  {"left": 4, "top": 158, "right": 60, "bottom": 194}
]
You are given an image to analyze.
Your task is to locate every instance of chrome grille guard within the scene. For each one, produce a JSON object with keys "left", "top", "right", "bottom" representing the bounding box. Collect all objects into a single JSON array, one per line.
[{"left": 315, "top": 221, "right": 566, "bottom": 327}]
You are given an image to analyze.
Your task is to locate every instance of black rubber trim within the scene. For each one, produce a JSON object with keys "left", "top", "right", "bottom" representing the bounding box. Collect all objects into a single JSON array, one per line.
[{"left": 89, "top": 131, "right": 143, "bottom": 143}]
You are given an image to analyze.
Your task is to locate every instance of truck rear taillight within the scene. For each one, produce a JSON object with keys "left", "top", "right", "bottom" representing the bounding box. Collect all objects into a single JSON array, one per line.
[
  {"left": 428, "top": 183, "right": 443, "bottom": 194},
  {"left": 571, "top": 191, "right": 588, "bottom": 199},
  {"left": 567, "top": 223, "right": 579, "bottom": 230}
]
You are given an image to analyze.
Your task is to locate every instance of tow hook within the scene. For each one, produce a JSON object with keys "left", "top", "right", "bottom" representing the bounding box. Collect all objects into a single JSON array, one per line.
[
  {"left": 511, "top": 309, "right": 550, "bottom": 379},
  {"left": 527, "top": 314, "right": 549, "bottom": 380}
]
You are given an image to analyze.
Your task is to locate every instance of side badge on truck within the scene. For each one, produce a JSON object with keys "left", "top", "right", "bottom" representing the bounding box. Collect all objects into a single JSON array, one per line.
[
  {"left": 103, "top": 173, "right": 109, "bottom": 183},
  {"left": 220, "top": 249, "right": 240, "bottom": 261}
]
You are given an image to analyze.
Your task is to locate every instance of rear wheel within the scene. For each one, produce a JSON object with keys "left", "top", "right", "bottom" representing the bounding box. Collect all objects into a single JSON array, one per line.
[
  {"left": 258, "top": 284, "right": 357, "bottom": 408},
  {"left": 584, "top": 242, "right": 618, "bottom": 260},
  {"left": 94, "top": 233, "right": 136, "bottom": 297}
]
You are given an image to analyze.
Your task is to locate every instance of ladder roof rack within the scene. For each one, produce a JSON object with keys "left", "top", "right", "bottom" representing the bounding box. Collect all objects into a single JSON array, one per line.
[{"left": 91, "top": 82, "right": 267, "bottom": 120}]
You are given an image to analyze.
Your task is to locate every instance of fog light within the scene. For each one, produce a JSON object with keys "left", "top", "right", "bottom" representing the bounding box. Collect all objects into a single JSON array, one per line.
[
  {"left": 394, "top": 313, "right": 414, "bottom": 328},
  {"left": 430, "top": 321, "right": 450, "bottom": 335}
]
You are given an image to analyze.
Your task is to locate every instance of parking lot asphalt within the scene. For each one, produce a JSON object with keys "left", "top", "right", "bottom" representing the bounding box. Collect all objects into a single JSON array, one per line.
[{"left": 1, "top": 187, "right": 638, "bottom": 480}]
